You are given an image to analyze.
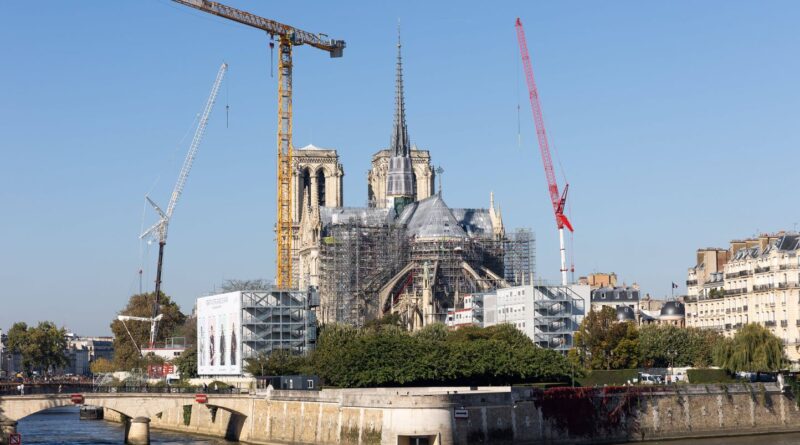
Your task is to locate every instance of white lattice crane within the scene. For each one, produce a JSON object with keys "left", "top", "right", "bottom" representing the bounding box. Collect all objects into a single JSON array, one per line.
[{"left": 140, "top": 62, "right": 228, "bottom": 347}]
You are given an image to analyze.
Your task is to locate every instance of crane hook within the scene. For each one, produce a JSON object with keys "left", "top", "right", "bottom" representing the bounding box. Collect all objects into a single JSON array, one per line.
[{"left": 269, "top": 39, "right": 275, "bottom": 78}]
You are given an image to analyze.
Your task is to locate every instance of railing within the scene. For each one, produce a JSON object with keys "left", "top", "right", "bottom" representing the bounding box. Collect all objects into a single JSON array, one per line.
[
  {"left": 779, "top": 265, "right": 793, "bottom": 271},
  {"left": 753, "top": 284, "right": 774, "bottom": 291},
  {"left": 0, "top": 384, "right": 240, "bottom": 396},
  {"left": 781, "top": 320, "right": 788, "bottom": 328},
  {"left": 754, "top": 266, "right": 771, "bottom": 274},
  {"left": 686, "top": 280, "right": 698, "bottom": 286},
  {"left": 725, "top": 288, "right": 747, "bottom": 296},
  {"left": 765, "top": 321, "right": 777, "bottom": 327}
]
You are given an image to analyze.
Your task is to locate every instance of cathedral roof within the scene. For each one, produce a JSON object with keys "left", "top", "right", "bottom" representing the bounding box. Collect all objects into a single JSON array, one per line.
[
  {"left": 320, "top": 207, "right": 395, "bottom": 227},
  {"left": 396, "top": 194, "right": 467, "bottom": 239},
  {"left": 450, "top": 208, "right": 494, "bottom": 238}
]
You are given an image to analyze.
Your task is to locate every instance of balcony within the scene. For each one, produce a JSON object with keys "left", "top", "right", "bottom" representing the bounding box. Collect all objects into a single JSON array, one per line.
[
  {"left": 734, "top": 323, "right": 743, "bottom": 329},
  {"left": 753, "top": 284, "right": 774, "bottom": 292},
  {"left": 796, "top": 320, "right": 800, "bottom": 327},
  {"left": 725, "top": 323, "right": 732, "bottom": 330},
  {"left": 686, "top": 280, "right": 698, "bottom": 286},
  {"left": 765, "top": 321, "right": 777, "bottom": 328},
  {"left": 779, "top": 265, "right": 793, "bottom": 271},
  {"left": 781, "top": 320, "right": 789, "bottom": 328},
  {"left": 725, "top": 309, "right": 731, "bottom": 314},
  {"left": 725, "top": 288, "right": 747, "bottom": 296},
  {"left": 743, "top": 305, "right": 748, "bottom": 311},
  {"left": 754, "top": 266, "right": 771, "bottom": 274}
]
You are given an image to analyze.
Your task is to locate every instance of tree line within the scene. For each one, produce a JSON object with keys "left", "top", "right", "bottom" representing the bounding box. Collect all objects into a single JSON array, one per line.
[
  {"left": 570, "top": 306, "right": 786, "bottom": 373},
  {"left": 244, "top": 316, "right": 574, "bottom": 387}
]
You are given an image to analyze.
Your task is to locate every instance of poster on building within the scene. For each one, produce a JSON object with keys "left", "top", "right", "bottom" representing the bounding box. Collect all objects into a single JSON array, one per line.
[{"left": 196, "top": 291, "right": 242, "bottom": 375}]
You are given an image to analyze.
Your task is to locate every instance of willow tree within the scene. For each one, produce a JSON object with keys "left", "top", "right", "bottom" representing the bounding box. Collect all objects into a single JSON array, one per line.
[{"left": 713, "top": 323, "right": 785, "bottom": 373}]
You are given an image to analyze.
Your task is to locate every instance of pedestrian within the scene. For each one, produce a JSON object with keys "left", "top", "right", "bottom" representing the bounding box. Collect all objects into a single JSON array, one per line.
[
  {"left": 58, "top": 384, "right": 62, "bottom": 394},
  {"left": 20, "top": 383, "right": 25, "bottom": 395}
]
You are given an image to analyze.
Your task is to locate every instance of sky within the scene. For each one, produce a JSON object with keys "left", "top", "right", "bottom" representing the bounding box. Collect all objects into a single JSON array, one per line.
[{"left": 2, "top": 1, "right": 799, "bottom": 336}]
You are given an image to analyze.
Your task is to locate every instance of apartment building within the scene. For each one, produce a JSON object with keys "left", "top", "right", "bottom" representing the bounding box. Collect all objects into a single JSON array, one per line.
[{"left": 685, "top": 232, "right": 800, "bottom": 361}]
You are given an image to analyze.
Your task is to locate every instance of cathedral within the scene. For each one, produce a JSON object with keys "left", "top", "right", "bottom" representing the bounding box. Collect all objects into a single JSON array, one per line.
[{"left": 291, "top": 33, "right": 532, "bottom": 329}]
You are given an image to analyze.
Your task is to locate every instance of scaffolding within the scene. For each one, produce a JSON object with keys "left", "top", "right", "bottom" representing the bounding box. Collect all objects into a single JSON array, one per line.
[
  {"left": 532, "top": 285, "right": 582, "bottom": 351},
  {"left": 318, "top": 220, "right": 408, "bottom": 327},
  {"left": 408, "top": 237, "right": 505, "bottom": 319},
  {"left": 504, "top": 228, "right": 535, "bottom": 286},
  {"left": 240, "top": 289, "right": 318, "bottom": 360}
]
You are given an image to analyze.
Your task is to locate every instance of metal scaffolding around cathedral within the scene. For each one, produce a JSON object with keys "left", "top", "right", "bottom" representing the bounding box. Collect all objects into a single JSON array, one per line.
[{"left": 292, "top": 29, "right": 535, "bottom": 329}]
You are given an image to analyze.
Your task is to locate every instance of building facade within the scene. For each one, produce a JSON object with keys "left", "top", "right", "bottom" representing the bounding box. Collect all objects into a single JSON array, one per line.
[
  {"left": 446, "top": 284, "right": 588, "bottom": 352},
  {"left": 685, "top": 233, "right": 800, "bottom": 361}
]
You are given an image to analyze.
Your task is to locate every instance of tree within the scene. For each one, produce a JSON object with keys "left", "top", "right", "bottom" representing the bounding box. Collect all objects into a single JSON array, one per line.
[
  {"left": 639, "top": 324, "right": 721, "bottom": 368},
  {"left": 6, "top": 321, "right": 68, "bottom": 376},
  {"left": 713, "top": 323, "right": 785, "bottom": 373},
  {"left": 244, "top": 349, "right": 309, "bottom": 376},
  {"left": 90, "top": 358, "right": 116, "bottom": 374},
  {"left": 571, "top": 307, "right": 639, "bottom": 370},
  {"left": 110, "top": 292, "right": 186, "bottom": 371},
  {"left": 175, "top": 346, "right": 198, "bottom": 379}
]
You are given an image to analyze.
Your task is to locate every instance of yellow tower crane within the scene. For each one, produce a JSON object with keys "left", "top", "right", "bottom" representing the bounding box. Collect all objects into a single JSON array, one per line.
[{"left": 170, "top": 0, "right": 345, "bottom": 288}]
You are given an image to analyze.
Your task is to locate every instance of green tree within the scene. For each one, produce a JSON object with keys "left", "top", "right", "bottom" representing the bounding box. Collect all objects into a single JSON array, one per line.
[
  {"left": 311, "top": 322, "right": 572, "bottom": 387},
  {"left": 639, "top": 324, "right": 721, "bottom": 368},
  {"left": 571, "top": 307, "right": 639, "bottom": 370},
  {"left": 713, "top": 323, "right": 785, "bottom": 373},
  {"left": 6, "top": 321, "right": 68, "bottom": 376},
  {"left": 244, "top": 349, "right": 309, "bottom": 376},
  {"left": 175, "top": 345, "right": 198, "bottom": 379},
  {"left": 110, "top": 292, "right": 186, "bottom": 371}
]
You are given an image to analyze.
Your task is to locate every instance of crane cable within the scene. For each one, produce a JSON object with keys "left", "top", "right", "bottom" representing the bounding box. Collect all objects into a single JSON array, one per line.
[{"left": 120, "top": 318, "right": 143, "bottom": 357}]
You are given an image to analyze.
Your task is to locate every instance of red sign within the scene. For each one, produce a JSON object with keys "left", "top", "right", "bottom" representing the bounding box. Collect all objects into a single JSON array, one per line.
[
  {"left": 195, "top": 393, "right": 208, "bottom": 404},
  {"left": 147, "top": 363, "right": 176, "bottom": 378},
  {"left": 70, "top": 394, "right": 84, "bottom": 404}
]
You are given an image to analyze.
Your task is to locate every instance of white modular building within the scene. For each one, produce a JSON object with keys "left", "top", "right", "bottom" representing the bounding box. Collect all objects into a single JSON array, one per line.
[
  {"left": 448, "top": 284, "right": 587, "bottom": 352},
  {"left": 196, "top": 288, "right": 318, "bottom": 376}
]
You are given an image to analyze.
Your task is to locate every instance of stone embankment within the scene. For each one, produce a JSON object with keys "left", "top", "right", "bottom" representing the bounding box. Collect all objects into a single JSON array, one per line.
[{"left": 101, "top": 383, "right": 800, "bottom": 444}]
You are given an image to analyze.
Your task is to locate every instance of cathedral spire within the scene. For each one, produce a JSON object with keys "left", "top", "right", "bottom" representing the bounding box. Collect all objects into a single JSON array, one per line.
[
  {"left": 385, "top": 21, "right": 416, "bottom": 213},
  {"left": 390, "top": 22, "right": 410, "bottom": 158}
]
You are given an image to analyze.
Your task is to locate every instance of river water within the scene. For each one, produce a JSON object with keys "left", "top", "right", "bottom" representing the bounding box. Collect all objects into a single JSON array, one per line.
[
  {"left": 17, "top": 406, "right": 800, "bottom": 444},
  {"left": 17, "top": 407, "right": 229, "bottom": 444}
]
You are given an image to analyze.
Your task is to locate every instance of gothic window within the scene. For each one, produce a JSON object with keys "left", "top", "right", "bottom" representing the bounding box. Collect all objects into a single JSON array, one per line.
[{"left": 317, "top": 169, "right": 326, "bottom": 206}]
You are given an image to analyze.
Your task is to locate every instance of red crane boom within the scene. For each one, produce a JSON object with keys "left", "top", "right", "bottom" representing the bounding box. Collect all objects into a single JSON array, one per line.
[{"left": 515, "top": 17, "right": 574, "bottom": 285}]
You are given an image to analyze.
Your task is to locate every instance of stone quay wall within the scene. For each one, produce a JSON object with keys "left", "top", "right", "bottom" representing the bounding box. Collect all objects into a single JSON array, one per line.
[{"left": 98, "top": 384, "right": 800, "bottom": 445}]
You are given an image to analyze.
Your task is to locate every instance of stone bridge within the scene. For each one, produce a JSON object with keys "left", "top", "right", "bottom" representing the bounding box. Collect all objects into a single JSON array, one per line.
[{"left": 0, "top": 392, "right": 253, "bottom": 444}]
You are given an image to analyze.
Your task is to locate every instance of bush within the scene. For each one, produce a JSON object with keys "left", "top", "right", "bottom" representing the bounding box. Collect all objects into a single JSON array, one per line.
[
  {"left": 687, "top": 368, "right": 735, "bottom": 384},
  {"left": 312, "top": 323, "right": 572, "bottom": 387},
  {"left": 577, "top": 369, "right": 638, "bottom": 387}
]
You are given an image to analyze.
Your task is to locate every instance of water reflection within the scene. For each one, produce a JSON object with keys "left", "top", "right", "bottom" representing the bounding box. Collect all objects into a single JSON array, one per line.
[{"left": 17, "top": 407, "right": 231, "bottom": 444}]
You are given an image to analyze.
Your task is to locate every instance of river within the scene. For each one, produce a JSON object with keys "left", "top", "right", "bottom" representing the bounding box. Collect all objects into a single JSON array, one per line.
[
  {"left": 17, "top": 407, "right": 229, "bottom": 444},
  {"left": 17, "top": 407, "right": 800, "bottom": 444}
]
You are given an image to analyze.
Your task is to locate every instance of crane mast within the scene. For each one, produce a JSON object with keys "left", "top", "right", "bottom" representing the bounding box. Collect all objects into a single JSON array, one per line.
[
  {"left": 515, "top": 18, "right": 574, "bottom": 286},
  {"left": 141, "top": 62, "right": 227, "bottom": 347},
  {"left": 170, "top": 0, "right": 345, "bottom": 289}
]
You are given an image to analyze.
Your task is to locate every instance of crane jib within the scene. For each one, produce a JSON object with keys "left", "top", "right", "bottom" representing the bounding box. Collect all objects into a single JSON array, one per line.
[{"left": 172, "top": 0, "right": 345, "bottom": 56}]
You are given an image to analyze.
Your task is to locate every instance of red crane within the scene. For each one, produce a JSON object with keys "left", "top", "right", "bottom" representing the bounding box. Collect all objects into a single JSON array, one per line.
[{"left": 515, "top": 17, "right": 574, "bottom": 286}]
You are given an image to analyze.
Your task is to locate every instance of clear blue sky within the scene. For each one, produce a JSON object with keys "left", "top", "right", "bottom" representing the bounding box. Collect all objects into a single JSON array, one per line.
[{"left": 2, "top": 1, "right": 799, "bottom": 335}]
